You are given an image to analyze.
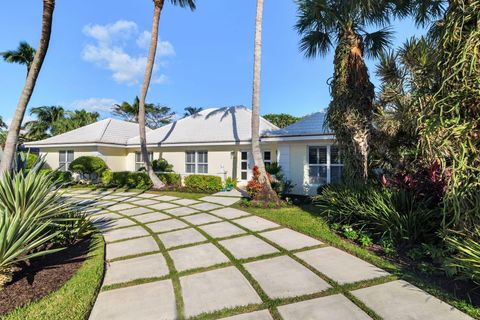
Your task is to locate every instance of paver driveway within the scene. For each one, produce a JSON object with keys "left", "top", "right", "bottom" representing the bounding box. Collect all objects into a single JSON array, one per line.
[{"left": 66, "top": 189, "right": 471, "bottom": 320}]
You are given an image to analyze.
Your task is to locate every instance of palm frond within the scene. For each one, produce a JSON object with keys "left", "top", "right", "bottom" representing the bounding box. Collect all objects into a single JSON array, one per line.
[{"left": 363, "top": 26, "right": 394, "bottom": 58}]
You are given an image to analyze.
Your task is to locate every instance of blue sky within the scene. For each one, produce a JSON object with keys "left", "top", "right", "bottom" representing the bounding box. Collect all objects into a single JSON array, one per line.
[{"left": 0, "top": 1, "right": 426, "bottom": 126}]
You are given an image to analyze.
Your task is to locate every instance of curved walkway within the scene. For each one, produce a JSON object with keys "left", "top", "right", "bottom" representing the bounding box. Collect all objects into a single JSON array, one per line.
[{"left": 65, "top": 189, "right": 471, "bottom": 320}]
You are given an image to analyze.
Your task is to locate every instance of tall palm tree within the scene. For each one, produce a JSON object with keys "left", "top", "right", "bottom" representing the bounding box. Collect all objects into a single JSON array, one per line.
[
  {"left": 0, "top": 0, "right": 56, "bottom": 174},
  {"left": 250, "top": 0, "right": 280, "bottom": 204},
  {"left": 112, "top": 96, "right": 142, "bottom": 122},
  {"left": 183, "top": 106, "right": 203, "bottom": 117},
  {"left": 1, "top": 41, "right": 36, "bottom": 74},
  {"left": 23, "top": 106, "right": 64, "bottom": 141},
  {"left": 296, "top": 0, "right": 393, "bottom": 183},
  {"left": 138, "top": 0, "right": 196, "bottom": 189},
  {"left": 0, "top": 117, "right": 6, "bottom": 130}
]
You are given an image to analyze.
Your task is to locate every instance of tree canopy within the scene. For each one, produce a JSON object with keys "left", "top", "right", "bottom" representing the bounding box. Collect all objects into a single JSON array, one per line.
[
  {"left": 112, "top": 96, "right": 174, "bottom": 129},
  {"left": 263, "top": 113, "right": 301, "bottom": 128}
]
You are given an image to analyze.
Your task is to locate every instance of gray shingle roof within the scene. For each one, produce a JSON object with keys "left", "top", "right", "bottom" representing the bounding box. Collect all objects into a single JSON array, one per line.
[
  {"left": 25, "top": 118, "right": 147, "bottom": 146},
  {"left": 127, "top": 106, "right": 279, "bottom": 146},
  {"left": 263, "top": 112, "right": 332, "bottom": 137}
]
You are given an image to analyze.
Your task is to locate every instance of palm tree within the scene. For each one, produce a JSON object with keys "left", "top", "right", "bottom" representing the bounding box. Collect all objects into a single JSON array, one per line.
[
  {"left": 0, "top": 0, "right": 56, "bottom": 174},
  {"left": 183, "top": 106, "right": 203, "bottom": 117},
  {"left": 0, "top": 117, "right": 6, "bottom": 130},
  {"left": 23, "top": 106, "right": 65, "bottom": 141},
  {"left": 296, "top": 0, "right": 393, "bottom": 183},
  {"left": 138, "top": 0, "right": 196, "bottom": 189},
  {"left": 54, "top": 109, "right": 100, "bottom": 135},
  {"left": 250, "top": 0, "right": 280, "bottom": 205},
  {"left": 1, "top": 41, "right": 36, "bottom": 74},
  {"left": 113, "top": 96, "right": 174, "bottom": 129}
]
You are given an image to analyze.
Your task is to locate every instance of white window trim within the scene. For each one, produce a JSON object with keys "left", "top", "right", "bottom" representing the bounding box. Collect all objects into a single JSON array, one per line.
[
  {"left": 135, "top": 152, "right": 153, "bottom": 171},
  {"left": 185, "top": 151, "right": 208, "bottom": 174},
  {"left": 59, "top": 150, "right": 74, "bottom": 171},
  {"left": 307, "top": 145, "right": 343, "bottom": 186},
  {"left": 263, "top": 150, "right": 272, "bottom": 166}
]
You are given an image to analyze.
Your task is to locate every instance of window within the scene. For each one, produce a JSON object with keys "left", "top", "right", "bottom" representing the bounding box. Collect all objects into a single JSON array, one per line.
[
  {"left": 59, "top": 150, "right": 74, "bottom": 171},
  {"left": 135, "top": 152, "right": 153, "bottom": 171},
  {"left": 309, "top": 146, "right": 327, "bottom": 185},
  {"left": 241, "top": 151, "right": 249, "bottom": 180},
  {"left": 185, "top": 151, "right": 208, "bottom": 174},
  {"left": 263, "top": 151, "right": 272, "bottom": 166},
  {"left": 308, "top": 145, "right": 343, "bottom": 185}
]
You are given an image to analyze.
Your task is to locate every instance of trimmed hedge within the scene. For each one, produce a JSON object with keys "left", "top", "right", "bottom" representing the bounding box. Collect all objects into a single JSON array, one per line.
[
  {"left": 101, "top": 171, "right": 181, "bottom": 189},
  {"left": 184, "top": 174, "right": 222, "bottom": 193},
  {"left": 39, "top": 169, "right": 73, "bottom": 185},
  {"left": 69, "top": 156, "right": 108, "bottom": 175}
]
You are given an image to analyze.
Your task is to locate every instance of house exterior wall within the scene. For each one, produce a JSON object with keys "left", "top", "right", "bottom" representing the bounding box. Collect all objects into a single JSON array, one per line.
[{"left": 40, "top": 146, "right": 99, "bottom": 170}]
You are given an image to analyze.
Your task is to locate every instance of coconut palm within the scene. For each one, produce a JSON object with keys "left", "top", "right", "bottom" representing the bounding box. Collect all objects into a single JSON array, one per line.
[
  {"left": 0, "top": 0, "right": 56, "bottom": 174},
  {"left": 138, "top": 0, "right": 196, "bottom": 189},
  {"left": 250, "top": 0, "right": 280, "bottom": 205},
  {"left": 183, "top": 106, "right": 203, "bottom": 117},
  {"left": 296, "top": 0, "right": 393, "bottom": 183},
  {"left": 113, "top": 96, "right": 174, "bottom": 129},
  {"left": 23, "top": 106, "right": 65, "bottom": 141},
  {"left": 1, "top": 41, "right": 36, "bottom": 74}
]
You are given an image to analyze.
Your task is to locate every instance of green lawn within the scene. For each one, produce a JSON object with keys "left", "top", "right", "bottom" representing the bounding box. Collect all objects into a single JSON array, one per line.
[
  {"left": 3, "top": 233, "right": 105, "bottom": 320},
  {"left": 232, "top": 203, "right": 480, "bottom": 319}
]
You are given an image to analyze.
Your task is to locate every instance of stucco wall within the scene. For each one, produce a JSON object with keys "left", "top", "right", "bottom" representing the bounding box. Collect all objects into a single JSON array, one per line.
[{"left": 40, "top": 147, "right": 99, "bottom": 170}]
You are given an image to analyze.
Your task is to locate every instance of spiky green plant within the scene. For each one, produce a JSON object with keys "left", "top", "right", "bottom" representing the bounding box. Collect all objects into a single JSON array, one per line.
[
  {"left": 447, "top": 228, "right": 480, "bottom": 284},
  {"left": 0, "top": 168, "right": 86, "bottom": 288}
]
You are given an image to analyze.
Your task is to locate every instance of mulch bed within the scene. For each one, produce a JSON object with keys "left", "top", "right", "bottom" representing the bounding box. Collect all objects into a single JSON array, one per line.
[{"left": 0, "top": 238, "right": 91, "bottom": 315}]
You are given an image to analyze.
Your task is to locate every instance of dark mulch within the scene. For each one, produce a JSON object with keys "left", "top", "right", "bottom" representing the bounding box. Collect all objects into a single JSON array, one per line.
[{"left": 0, "top": 238, "right": 91, "bottom": 315}]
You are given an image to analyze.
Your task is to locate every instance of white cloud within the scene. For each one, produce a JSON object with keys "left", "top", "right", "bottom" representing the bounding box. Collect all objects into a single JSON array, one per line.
[
  {"left": 70, "top": 98, "right": 119, "bottom": 112},
  {"left": 153, "top": 74, "right": 170, "bottom": 85},
  {"left": 82, "top": 20, "right": 174, "bottom": 85}
]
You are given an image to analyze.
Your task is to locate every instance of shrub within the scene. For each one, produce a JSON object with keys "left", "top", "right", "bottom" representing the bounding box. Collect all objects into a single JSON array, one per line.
[
  {"left": 39, "top": 169, "right": 73, "bottom": 185},
  {"left": 0, "top": 169, "right": 87, "bottom": 287},
  {"left": 224, "top": 177, "right": 238, "bottom": 190},
  {"left": 313, "top": 184, "right": 439, "bottom": 246},
  {"left": 157, "top": 172, "right": 181, "bottom": 186},
  {"left": 116, "top": 172, "right": 151, "bottom": 189},
  {"left": 101, "top": 170, "right": 114, "bottom": 186},
  {"left": 70, "top": 156, "right": 108, "bottom": 176},
  {"left": 152, "top": 158, "right": 173, "bottom": 172},
  {"left": 184, "top": 174, "right": 222, "bottom": 193},
  {"left": 265, "top": 162, "right": 282, "bottom": 176},
  {"left": 447, "top": 229, "right": 480, "bottom": 284},
  {"left": 247, "top": 166, "right": 270, "bottom": 199}
]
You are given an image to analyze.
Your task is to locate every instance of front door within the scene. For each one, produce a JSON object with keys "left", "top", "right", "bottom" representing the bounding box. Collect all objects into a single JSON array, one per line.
[{"left": 240, "top": 151, "right": 253, "bottom": 181}]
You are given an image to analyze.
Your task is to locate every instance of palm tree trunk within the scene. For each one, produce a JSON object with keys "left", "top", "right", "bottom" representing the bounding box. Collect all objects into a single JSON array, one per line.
[
  {"left": 0, "top": 0, "right": 55, "bottom": 174},
  {"left": 138, "top": 0, "right": 165, "bottom": 189},
  {"left": 251, "top": 0, "right": 280, "bottom": 205}
]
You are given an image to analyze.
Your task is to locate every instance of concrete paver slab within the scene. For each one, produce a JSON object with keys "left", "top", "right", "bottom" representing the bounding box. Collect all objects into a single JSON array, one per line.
[
  {"left": 220, "top": 235, "right": 279, "bottom": 259},
  {"left": 150, "top": 202, "right": 179, "bottom": 211},
  {"left": 191, "top": 202, "right": 223, "bottom": 211},
  {"left": 182, "top": 213, "right": 222, "bottom": 225},
  {"left": 106, "top": 237, "right": 158, "bottom": 260},
  {"left": 181, "top": 266, "right": 262, "bottom": 318},
  {"left": 244, "top": 256, "right": 331, "bottom": 299},
  {"left": 210, "top": 208, "right": 250, "bottom": 219},
  {"left": 170, "top": 243, "right": 229, "bottom": 272},
  {"left": 351, "top": 280, "right": 472, "bottom": 320},
  {"left": 136, "top": 193, "right": 158, "bottom": 198},
  {"left": 172, "top": 198, "right": 200, "bottom": 206},
  {"left": 93, "top": 217, "right": 136, "bottom": 231},
  {"left": 156, "top": 195, "right": 180, "bottom": 201},
  {"left": 212, "top": 189, "right": 247, "bottom": 198},
  {"left": 89, "top": 280, "right": 176, "bottom": 320},
  {"left": 133, "top": 212, "right": 171, "bottom": 223},
  {"left": 296, "top": 247, "right": 389, "bottom": 284},
  {"left": 164, "top": 206, "right": 199, "bottom": 217},
  {"left": 200, "top": 222, "right": 247, "bottom": 238},
  {"left": 199, "top": 196, "right": 240, "bottom": 206},
  {"left": 103, "top": 226, "right": 149, "bottom": 243},
  {"left": 103, "top": 253, "right": 169, "bottom": 286},
  {"left": 278, "top": 294, "right": 371, "bottom": 320},
  {"left": 233, "top": 216, "right": 280, "bottom": 232},
  {"left": 261, "top": 228, "right": 323, "bottom": 251},
  {"left": 147, "top": 219, "right": 188, "bottom": 233},
  {"left": 132, "top": 199, "right": 159, "bottom": 206},
  {"left": 159, "top": 228, "right": 207, "bottom": 249},
  {"left": 119, "top": 207, "right": 152, "bottom": 216},
  {"left": 108, "top": 203, "right": 136, "bottom": 211}
]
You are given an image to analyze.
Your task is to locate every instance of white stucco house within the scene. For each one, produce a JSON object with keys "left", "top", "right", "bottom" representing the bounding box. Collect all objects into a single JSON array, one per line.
[{"left": 25, "top": 106, "right": 342, "bottom": 195}]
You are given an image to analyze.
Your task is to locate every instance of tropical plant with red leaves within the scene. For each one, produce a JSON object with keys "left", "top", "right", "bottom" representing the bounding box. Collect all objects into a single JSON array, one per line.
[{"left": 247, "top": 165, "right": 273, "bottom": 199}]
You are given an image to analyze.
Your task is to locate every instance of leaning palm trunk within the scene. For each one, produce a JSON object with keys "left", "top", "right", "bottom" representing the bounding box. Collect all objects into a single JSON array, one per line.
[
  {"left": 0, "top": 0, "right": 55, "bottom": 174},
  {"left": 138, "top": 0, "right": 166, "bottom": 189},
  {"left": 251, "top": 0, "right": 280, "bottom": 205}
]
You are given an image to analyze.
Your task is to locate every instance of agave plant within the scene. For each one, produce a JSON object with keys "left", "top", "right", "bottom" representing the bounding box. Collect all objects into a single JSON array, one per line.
[{"left": 0, "top": 167, "right": 88, "bottom": 288}]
